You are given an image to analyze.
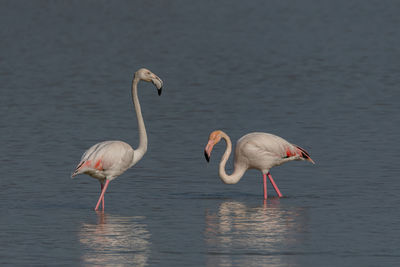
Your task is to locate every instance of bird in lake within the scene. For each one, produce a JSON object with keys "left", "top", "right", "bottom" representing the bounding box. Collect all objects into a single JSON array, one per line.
[
  {"left": 204, "top": 130, "right": 314, "bottom": 200},
  {"left": 71, "top": 68, "right": 163, "bottom": 211}
]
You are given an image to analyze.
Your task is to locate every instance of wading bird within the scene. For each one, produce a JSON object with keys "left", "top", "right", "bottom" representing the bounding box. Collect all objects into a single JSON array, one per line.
[
  {"left": 204, "top": 130, "right": 314, "bottom": 199},
  {"left": 72, "top": 68, "right": 163, "bottom": 211}
]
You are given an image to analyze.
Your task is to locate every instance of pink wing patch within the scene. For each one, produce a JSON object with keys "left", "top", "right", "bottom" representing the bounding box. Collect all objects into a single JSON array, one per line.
[
  {"left": 94, "top": 159, "right": 103, "bottom": 170},
  {"left": 285, "top": 148, "right": 297, "bottom": 158}
]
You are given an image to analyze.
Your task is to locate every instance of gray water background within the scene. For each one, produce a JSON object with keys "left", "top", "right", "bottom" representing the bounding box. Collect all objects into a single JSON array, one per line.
[{"left": 1, "top": 0, "right": 400, "bottom": 266}]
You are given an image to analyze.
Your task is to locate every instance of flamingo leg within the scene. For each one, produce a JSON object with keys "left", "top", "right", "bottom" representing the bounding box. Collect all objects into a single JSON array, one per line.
[
  {"left": 268, "top": 172, "right": 283, "bottom": 197},
  {"left": 263, "top": 173, "right": 267, "bottom": 200},
  {"left": 95, "top": 179, "right": 110, "bottom": 211},
  {"left": 100, "top": 183, "right": 105, "bottom": 211}
]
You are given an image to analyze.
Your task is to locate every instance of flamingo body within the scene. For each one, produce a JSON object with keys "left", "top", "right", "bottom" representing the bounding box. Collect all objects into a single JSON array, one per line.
[
  {"left": 72, "top": 141, "right": 134, "bottom": 182},
  {"left": 235, "top": 132, "right": 312, "bottom": 173}
]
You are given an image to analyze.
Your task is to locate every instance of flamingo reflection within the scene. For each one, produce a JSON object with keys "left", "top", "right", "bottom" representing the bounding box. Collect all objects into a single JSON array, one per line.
[
  {"left": 79, "top": 213, "right": 151, "bottom": 266},
  {"left": 205, "top": 200, "right": 308, "bottom": 266}
]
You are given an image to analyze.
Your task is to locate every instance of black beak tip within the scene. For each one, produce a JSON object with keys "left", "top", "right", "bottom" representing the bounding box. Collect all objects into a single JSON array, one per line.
[
  {"left": 158, "top": 87, "right": 162, "bottom": 96},
  {"left": 204, "top": 150, "right": 210, "bottom": 162}
]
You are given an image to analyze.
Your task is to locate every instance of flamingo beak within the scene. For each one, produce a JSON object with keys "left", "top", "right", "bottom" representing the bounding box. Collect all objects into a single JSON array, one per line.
[
  {"left": 204, "top": 140, "right": 214, "bottom": 162},
  {"left": 204, "top": 150, "right": 210, "bottom": 162},
  {"left": 151, "top": 75, "right": 163, "bottom": 96}
]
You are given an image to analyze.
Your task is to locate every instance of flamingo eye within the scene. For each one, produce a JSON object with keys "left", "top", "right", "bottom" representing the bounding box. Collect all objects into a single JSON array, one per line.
[{"left": 147, "top": 71, "right": 151, "bottom": 75}]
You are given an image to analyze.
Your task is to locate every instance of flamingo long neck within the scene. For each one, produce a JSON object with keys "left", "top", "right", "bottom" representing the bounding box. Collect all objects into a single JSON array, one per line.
[
  {"left": 130, "top": 76, "right": 147, "bottom": 166},
  {"left": 219, "top": 133, "right": 246, "bottom": 184}
]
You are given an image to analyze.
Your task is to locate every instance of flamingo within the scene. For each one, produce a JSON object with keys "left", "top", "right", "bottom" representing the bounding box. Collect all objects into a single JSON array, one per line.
[
  {"left": 204, "top": 130, "right": 314, "bottom": 199},
  {"left": 71, "top": 68, "right": 163, "bottom": 211}
]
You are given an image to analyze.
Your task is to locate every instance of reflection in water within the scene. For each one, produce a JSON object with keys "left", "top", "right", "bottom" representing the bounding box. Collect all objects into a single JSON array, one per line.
[
  {"left": 79, "top": 212, "right": 151, "bottom": 266},
  {"left": 205, "top": 200, "right": 308, "bottom": 267}
]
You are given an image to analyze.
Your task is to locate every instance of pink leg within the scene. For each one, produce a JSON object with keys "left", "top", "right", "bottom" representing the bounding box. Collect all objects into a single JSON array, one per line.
[
  {"left": 102, "top": 192, "right": 105, "bottom": 211},
  {"left": 268, "top": 172, "right": 283, "bottom": 197},
  {"left": 95, "top": 179, "right": 110, "bottom": 211},
  {"left": 100, "top": 183, "right": 105, "bottom": 211},
  {"left": 263, "top": 173, "right": 267, "bottom": 200}
]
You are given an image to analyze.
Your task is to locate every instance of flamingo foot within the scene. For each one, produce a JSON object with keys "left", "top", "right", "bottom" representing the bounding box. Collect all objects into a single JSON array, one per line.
[
  {"left": 95, "top": 179, "right": 110, "bottom": 211},
  {"left": 268, "top": 173, "right": 283, "bottom": 197}
]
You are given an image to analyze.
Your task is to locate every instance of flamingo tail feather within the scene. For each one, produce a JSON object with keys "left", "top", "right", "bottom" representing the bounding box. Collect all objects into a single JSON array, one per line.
[{"left": 295, "top": 145, "right": 315, "bottom": 164}]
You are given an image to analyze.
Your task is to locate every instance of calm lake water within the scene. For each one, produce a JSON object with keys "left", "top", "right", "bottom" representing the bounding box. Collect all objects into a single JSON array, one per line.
[{"left": 1, "top": 0, "right": 400, "bottom": 266}]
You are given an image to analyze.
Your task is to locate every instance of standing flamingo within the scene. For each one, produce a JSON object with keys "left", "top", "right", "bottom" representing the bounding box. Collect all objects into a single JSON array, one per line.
[
  {"left": 71, "top": 68, "right": 163, "bottom": 211},
  {"left": 204, "top": 130, "right": 314, "bottom": 199}
]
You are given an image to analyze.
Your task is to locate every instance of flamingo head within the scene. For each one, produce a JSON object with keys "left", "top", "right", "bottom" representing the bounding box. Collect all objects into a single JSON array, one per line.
[
  {"left": 204, "top": 130, "right": 223, "bottom": 162},
  {"left": 135, "top": 68, "right": 163, "bottom": 95}
]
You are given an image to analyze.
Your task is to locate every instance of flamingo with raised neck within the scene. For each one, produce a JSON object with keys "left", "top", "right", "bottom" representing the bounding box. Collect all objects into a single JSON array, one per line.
[{"left": 72, "top": 68, "right": 163, "bottom": 211}]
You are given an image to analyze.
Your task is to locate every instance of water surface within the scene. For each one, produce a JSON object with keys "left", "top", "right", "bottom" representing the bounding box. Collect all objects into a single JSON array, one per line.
[{"left": 1, "top": 0, "right": 400, "bottom": 266}]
